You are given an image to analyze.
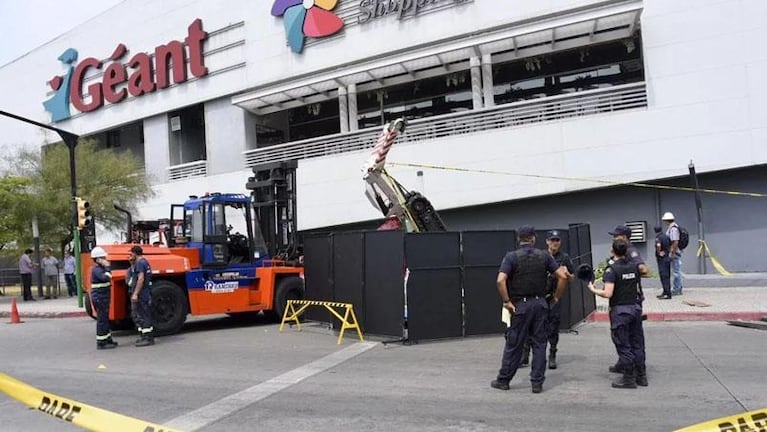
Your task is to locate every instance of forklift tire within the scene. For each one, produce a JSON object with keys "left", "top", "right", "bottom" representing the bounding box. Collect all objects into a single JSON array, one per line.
[
  {"left": 271, "top": 276, "right": 305, "bottom": 323},
  {"left": 151, "top": 280, "right": 188, "bottom": 336}
]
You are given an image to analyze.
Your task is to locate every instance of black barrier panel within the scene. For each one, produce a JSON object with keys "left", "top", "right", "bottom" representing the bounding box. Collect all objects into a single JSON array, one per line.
[
  {"left": 332, "top": 232, "right": 366, "bottom": 330},
  {"left": 404, "top": 232, "right": 461, "bottom": 269},
  {"left": 303, "top": 234, "right": 334, "bottom": 323},
  {"left": 405, "top": 232, "right": 462, "bottom": 341},
  {"left": 567, "top": 224, "right": 596, "bottom": 327},
  {"left": 407, "top": 269, "right": 463, "bottom": 341},
  {"left": 363, "top": 230, "right": 405, "bottom": 337},
  {"left": 462, "top": 231, "right": 516, "bottom": 336}
]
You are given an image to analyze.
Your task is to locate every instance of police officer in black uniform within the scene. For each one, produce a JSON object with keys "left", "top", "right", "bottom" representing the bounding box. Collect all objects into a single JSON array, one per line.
[
  {"left": 588, "top": 238, "right": 647, "bottom": 388},
  {"left": 519, "top": 230, "right": 574, "bottom": 369},
  {"left": 90, "top": 247, "right": 118, "bottom": 350},
  {"left": 605, "top": 225, "right": 648, "bottom": 385},
  {"left": 491, "top": 225, "right": 568, "bottom": 394}
]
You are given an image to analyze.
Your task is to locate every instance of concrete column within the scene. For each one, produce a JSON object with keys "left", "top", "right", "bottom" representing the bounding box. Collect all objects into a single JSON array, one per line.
[
  {"left": 481, "top": 53, "right": 495, "bottom": 108},
  {"left": 348, "top": 83, "right": 358, "bottom": 131},
  {"left": 470, "top": 56, "right": 483, "bottom": 110},
  {"left": 338, "top": 86, "right": 349, "bottom": 133}
]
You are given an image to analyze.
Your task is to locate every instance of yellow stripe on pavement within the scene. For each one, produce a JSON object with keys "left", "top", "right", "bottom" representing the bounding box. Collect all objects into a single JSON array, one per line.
[{"left": 0, "top": 372, "right": 182, "bottom": 432}]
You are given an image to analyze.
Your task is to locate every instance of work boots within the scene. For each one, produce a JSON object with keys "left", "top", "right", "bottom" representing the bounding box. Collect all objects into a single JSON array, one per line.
[
  {"left": 611, "top": 366, "right": 637, "bottom": 389},
  {"left": 608, "top": 363, "right": 625, "bottom": 373},
  {"left": 635, "top": 365, "right": 648, "bottom": 387},
  {"left": 548, "top": 347, "right": 558, "bottom": 370},
  {"left": 97, "top": 339, "right": 119, "bottom": 350},
  {"left": 135, "top": 336, "right": 155, "bottom": 347}
]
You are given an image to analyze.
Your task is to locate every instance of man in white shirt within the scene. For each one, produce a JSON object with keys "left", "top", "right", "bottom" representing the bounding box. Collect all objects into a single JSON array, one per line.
[{"left": 662, "top": 212, "right": 683, "bottom": 295}]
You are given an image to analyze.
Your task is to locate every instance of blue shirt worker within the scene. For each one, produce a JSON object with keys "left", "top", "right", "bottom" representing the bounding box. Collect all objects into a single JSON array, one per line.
[
  {"left": 588, "top": 239, "right": 647, "bottom": 389},
  {"left": 90, "top": 247, "right": 118, "bottom": 350},
  {"left": 127, "top": 245, "right": 154, "bottom": 346},
  {"left": 654, "top": 226, "right": 672, "bottom": 299},
  {"left": 491, "top": 225, "right": 568, "bottom": 394}
]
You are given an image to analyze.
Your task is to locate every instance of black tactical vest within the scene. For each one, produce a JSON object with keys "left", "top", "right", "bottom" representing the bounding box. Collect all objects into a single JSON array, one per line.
[
  {"left": 509, "top": 248, "right": 548, "bottom": 297},
  {"left": 608, "top": 258, "right": 642, "bottom": 307}
]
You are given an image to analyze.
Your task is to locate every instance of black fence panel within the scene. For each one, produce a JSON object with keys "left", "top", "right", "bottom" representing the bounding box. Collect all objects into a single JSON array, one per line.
[
  {"left": 462, "top": 231, "right": 516, "bottom": 336},
  {"left": 566, "top": 223, "right": 596, "bottom": 327},
  {"left": 363, "top": 231, "right": 405, "bottom": 337},
  {"left": 303, "top": 234, "right": 334, "bottom": 323},
  {"left": 331, "top": 232, "right": 366, "bottom": 330},
  {"left": 405, "top": 233, "right": 462, "bottom": 341}
]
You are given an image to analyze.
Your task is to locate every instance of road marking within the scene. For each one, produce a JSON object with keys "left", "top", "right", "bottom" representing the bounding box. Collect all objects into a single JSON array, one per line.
[{"left": 164, "top": 341, "right": 378, "bottom": 431}]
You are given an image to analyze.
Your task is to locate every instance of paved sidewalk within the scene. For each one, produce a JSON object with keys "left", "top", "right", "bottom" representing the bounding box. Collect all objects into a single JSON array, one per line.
[{"left": 2, "top": 282, "right": 767, "bottom": 322}]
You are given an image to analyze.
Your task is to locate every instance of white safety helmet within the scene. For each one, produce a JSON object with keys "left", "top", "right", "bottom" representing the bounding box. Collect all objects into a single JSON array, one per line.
[
  {"left": 661, "top": 212, "right": 675, "bottom": 221},
  {"left": 90, "top": 246, "right": 107, "bottom": 259}
]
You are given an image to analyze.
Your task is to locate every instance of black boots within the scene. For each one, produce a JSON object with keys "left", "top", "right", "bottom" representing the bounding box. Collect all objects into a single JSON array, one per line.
[
  {"left": 612, "top": 366, "right": 637, "bottom": 389},
  {"left": 609, "top": 363, "right": 625, "bottom": 373},
  {"left": 135, "top": 336, "right": 155, "bottom": 347},
  {"left": 548, "top": 347, "right": 557, "bottom": 369},
  {"left": 97, "top": 339, "right": 118, "bottom": 350},
  {"left": 635, "top": 365, "right": 648, "bottom": 387},
  {"left": 490, "top": 380, "right": 510, "bottom": 391}
]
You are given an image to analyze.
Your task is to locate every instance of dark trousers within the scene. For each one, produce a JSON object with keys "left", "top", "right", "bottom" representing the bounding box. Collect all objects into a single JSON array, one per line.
[
  {"left": 91, "top": 288, "right": 112, "bottom": 341},
  {"left": 497, "top": 297, "right": 549, "bottom": 385},
  {"left": 547, "top": 300, "right": 561, "bottom": 348},
  {"left": 130, "top": 287, "right": 153, "bottom": 338},
  {"left": 657, "top": 257, "right": 671, "bottom": 296},
  {"left": 610, "top": 304, "right": 646, "bottom": 370},
  {"left": 65, "top": 273, "right": 77, "bottom": 297},
  {"left": 21, "top": 273, "right": 33, "bottom": 300}
]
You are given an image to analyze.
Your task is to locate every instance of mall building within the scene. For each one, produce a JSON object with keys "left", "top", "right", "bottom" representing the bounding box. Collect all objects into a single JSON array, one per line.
[{"left": 0, "top": 0, "right": 765, "bottom": 272}]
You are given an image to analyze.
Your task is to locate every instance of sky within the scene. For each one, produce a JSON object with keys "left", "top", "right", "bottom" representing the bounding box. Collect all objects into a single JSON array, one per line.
[{"left": 0, "top": 0, "right": 124, "bottom": 67}]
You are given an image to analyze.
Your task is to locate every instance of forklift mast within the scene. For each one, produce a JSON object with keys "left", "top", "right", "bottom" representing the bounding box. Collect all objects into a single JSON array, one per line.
[{"left": 246, "top": 160, "right": 300, "bottom": 260}]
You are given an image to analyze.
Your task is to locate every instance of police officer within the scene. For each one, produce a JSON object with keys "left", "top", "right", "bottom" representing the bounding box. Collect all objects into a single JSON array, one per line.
[
  {"left": 128, "top": 245, "right": 154, "bottom": 346},
  {"left": 491, "top": 225, "right": 568, "bottom": 394},
  {"left": 654, "top": 226, "right": 672, "bottom": 299},
  {"left": 519, "top": 230, "right": 574, "bottom": 369},
  {"left": 588, "top": 239, "right": 647, "bottom": 389},
  {"left": 606, "top": 225, "right": 648, "bottom": 384},
  {"left": 90, "top": 247, "right": 118, "bottom": 350}
]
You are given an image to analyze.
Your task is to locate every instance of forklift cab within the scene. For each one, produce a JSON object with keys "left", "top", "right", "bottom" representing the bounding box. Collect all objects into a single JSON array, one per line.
[{"left": 173, "top": 193, "right": 267, "bottom": 267}]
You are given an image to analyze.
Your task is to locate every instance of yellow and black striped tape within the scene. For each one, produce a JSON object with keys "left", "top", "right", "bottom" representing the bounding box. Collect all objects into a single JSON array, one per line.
[
  {"left": 0, "top": 373, "right": 182, "bottom": 432},
  {"left": 675, "top": 407, "right": 767, "bottom": 431},
  {"left": 388, "top": 162, "right": 767, "bottom": 198},
  {"left": 289, "top": 300, "right": 351, "bottom": 308}
]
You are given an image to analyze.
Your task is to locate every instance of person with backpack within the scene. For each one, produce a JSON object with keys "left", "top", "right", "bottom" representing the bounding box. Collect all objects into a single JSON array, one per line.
[{"left": 662, "top": 212, "right": 685, "bottom": 295}]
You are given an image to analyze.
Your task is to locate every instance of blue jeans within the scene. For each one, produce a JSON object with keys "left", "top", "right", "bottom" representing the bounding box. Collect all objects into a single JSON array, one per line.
[{"left": 671, "top": 254, "right": 683, "bottom": 294}]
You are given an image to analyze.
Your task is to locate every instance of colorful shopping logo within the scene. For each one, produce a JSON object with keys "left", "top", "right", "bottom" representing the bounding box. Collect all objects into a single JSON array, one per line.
[
  {"left": 271, "top": 0, "right": 344, "bottom": 53},
  {"left": 43, "top": 48, "right": 78, "bottom": 122}
]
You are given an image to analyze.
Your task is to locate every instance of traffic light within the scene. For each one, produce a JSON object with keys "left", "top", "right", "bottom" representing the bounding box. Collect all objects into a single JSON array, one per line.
[{"left": 76, "top": 197, "right": 92, "bottom": 230}]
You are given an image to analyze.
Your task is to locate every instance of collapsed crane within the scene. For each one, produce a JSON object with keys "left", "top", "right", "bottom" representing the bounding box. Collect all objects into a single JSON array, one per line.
[{"left": 361, "top": 118, "right": 446, "bottom": 232}]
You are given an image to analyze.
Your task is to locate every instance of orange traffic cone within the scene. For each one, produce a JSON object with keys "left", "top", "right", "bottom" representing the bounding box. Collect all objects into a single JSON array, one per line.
[{"left": 7, "top": 297, "right": 23, "bottom": 324}]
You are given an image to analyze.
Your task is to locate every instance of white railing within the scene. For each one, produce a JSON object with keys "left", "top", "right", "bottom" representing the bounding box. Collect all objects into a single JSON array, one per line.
[
  {"left": 243, "top": 82, "right": 647, "bottom": 168},
  {"left": 168, "top": 160, "right": 207, "bottom": 181}
]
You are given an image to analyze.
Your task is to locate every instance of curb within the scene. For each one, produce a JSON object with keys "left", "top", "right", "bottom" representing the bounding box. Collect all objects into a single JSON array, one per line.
[
  {"left": 1, "top": 311, "right": 89, "bottom": 319},
  {"left": 587, "top": 311, "right": 766, "bottom": 322}
]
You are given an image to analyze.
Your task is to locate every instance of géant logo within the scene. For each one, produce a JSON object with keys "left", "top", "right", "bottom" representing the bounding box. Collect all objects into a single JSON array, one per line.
[
  {"left": 271, "top": 0, "right": 344, "bottom": 54},
  {"left": 43, "top": 19, "right": 209, "bottom": 122}
]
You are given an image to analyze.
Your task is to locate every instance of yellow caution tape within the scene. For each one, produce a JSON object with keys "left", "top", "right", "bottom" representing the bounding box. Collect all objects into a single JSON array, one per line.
[
  {"left": 674, "top": 407, "right": 767, "bottom": 431},
  {"left": 696, "top": 240, "right": 732, "bottom": 276},
  {"left": 0, "top": 372, "right": 182, "bottom": 432},
  {"left": 388, "top": 162, "right": 767, "bottom": 198}
]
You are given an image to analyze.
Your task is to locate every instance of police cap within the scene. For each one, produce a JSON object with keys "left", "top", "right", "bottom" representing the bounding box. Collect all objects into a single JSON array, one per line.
[
  {"left": 608, "top": 225, "right": 632, "bottom": 237},
  {"left": 518, "top": 225, "right": 536, "bottom": 237},
  {"left": 576, "top": 263, "right": 594, "bottom": 282},
  {"left": 546, "top": 230, "right": 561, "bottom": 240}
]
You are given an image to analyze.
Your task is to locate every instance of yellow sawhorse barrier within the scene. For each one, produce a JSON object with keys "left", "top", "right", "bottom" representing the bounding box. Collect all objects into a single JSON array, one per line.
[{"left": 279, "top": 300, "right": 364, "bottom": 345}]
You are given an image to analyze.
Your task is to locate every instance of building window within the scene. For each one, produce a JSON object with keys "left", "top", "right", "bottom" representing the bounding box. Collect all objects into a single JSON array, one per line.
[
  {"left": 356, "top": 71, "right": 473, "bottom": 129},
  {"left": 87, "top": 120, "right": 145, "bottom": 166},
  {"left": 168, "top": 103, "right": 207, "bottom": 165},
  {"left": 493, "top": 34, "right": 644, "bottom": 105},
  {"left": 255, "top": 98, "right": 340, "bottom": 147}
]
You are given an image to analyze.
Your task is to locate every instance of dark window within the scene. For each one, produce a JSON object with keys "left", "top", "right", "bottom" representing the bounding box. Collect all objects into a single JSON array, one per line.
[
  {"left": 356, "top": 71, "right": 473, "bottom": 129},
  {"left": 86, "top": 120, "right": 145, "bottom": 165},
  {"left": 255, "top": 99, "right": 340, "bottom": 147},
  {"left": 168, "top": 104, "right": 206, "bottom": 165},
  {"left": 493, "top": 34, "right": 644, "bottom": 105}
]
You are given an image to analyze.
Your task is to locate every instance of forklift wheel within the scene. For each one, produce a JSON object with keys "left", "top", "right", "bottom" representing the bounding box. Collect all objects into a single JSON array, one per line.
[{"left": 272, "top": 276, "right": 305, "bottom": 322}]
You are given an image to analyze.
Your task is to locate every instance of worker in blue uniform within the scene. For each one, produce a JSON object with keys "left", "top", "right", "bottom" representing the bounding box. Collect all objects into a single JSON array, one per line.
[
  {"left": 128, "top": 245, "right": 154, "bottom": 346},
  {"left": 90, "top": 246, "right": 118, "bottom": 350}
]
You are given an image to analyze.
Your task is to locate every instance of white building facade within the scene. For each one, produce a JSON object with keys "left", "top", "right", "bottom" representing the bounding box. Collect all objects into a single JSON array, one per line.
[{"left": 1, "top": 0, "right": 766, "bottom": 272}]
